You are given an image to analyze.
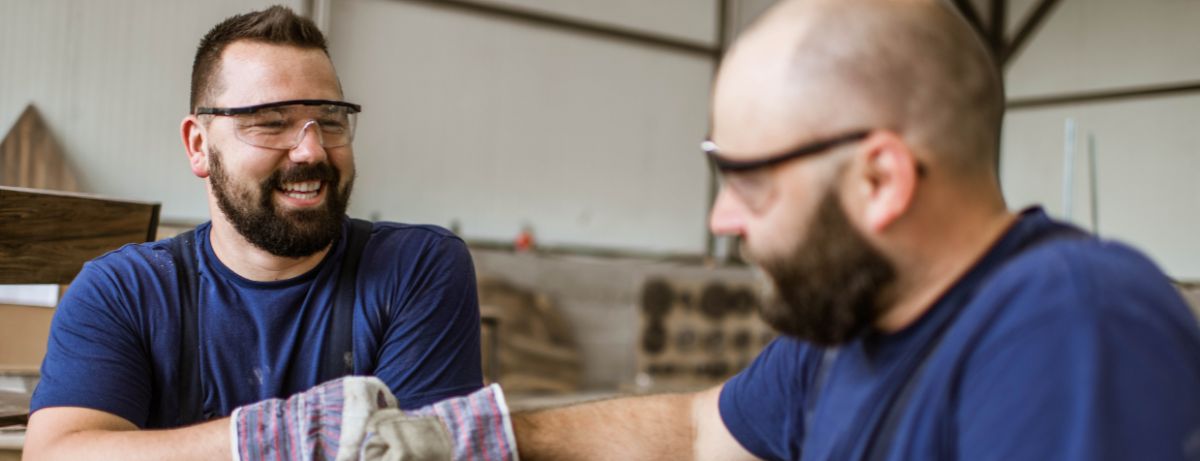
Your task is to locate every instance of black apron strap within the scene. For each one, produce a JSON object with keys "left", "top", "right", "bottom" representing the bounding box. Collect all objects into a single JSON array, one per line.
[
  {"left": 171, "top": 219, "right": 372, "bottom": 425},
  {"left": 169, "top": 229, "right": 209, "bottom": 425},
  {"left": 323, "top": 218, "right": 373, "bottom": 381},
  {"left": 858, "top": 225, "right": 1090, "bottom": 461}
]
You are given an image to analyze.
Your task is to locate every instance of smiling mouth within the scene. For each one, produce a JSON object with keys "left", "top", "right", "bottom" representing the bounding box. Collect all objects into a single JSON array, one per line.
[{"left": 277, "top": 180, "right": 324, "bottom": 200}]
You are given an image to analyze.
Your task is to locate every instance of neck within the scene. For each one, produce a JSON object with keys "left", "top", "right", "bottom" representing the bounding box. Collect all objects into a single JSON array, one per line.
[
  {"left": 874, "top": 193, "right": 1015, "bottom": 333},
  {"left": 207, "top": 207, "right": 330, "bottom": 282}
]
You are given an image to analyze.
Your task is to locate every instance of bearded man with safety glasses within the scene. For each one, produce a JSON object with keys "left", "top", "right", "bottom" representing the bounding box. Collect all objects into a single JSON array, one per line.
[{"left": 24, "top": 6, "right": 491, "bottom": 460}]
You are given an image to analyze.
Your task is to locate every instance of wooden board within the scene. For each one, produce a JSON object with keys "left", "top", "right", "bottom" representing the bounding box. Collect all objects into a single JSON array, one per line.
[
  {"left": 0, "top": 105, "right": 79, "bottom": 192},
  {"left": 0, "top": 186, "right": 159, "bottom": 284},
  {"left": 0, "top": 391, "right": 29, "bottom": 427}
]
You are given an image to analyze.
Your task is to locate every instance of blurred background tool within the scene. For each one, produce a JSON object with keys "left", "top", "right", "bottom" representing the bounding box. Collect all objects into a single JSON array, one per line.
[{"left": 634, "top": 273, "right": 775, "bottom": 392}]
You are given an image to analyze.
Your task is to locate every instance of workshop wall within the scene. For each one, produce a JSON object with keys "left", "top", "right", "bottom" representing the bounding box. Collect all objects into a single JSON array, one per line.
[
  {"left": 3, "top": 0, "right": 1198, "bottom": 277},
  {"left": 0, "top": 0, "right": 772, "bottom": 256},
  {"left": 0, "top": 0, "right": 305, "bottom": 221},
  {"left": 329, "top": 0, "right": 715, "bottom": 254},
  {"left": 1001, "top": 0, "right": 1200, "bottom": 279}
]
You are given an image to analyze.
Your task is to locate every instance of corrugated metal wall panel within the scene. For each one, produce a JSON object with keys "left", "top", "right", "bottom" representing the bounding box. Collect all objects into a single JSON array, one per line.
[
  {"left": 469, "top": 0, "right": 719, "bottom": 46},
  {"left": 332, "top": 0, "right": 714, "bottom": 253},
  {"left": 0, "top": 0, "right": 305, "bottom": 223}
]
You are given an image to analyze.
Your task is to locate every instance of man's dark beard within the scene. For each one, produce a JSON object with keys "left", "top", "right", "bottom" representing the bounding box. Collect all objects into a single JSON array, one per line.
[
  {"left": 208, "top": 147, "right": 353, "bottom": 258},
  {"left": 754, "top": 189, "right": 897, "bottom": 346}
]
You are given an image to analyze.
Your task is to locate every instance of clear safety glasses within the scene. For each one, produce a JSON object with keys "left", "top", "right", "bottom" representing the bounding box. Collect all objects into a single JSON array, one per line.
[
  {"left": 195, "top": 99, "right": 362, "bottom": 150},
  {"left": 702, "top": 130, "right": 870, "bottom": 212}
]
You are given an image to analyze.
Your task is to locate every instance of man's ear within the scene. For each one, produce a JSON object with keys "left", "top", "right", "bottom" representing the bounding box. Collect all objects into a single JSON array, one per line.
[
  {"left": 845, "top": 130, "right": 919, "bottom": 232},
  {"left": 180, "top": 115, "right": 210, "bottom": 178}
]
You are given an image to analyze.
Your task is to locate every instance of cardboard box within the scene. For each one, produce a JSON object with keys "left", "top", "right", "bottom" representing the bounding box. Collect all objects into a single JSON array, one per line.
[{"left": 0, "top": 304, "right": 53, "bottom": 373}]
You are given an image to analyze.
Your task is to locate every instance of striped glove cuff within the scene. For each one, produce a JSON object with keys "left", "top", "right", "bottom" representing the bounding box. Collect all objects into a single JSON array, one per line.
[
  {"left": 231, "top": 376, "right": 398, "bottom": 461},
  {"left": 409, "top": 383, "right": 520, "bottom": 461}
]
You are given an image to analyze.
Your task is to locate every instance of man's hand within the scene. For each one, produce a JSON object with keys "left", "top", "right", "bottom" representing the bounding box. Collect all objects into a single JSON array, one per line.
[
  {"left": 349, "top": 383, "right": 518, "bottom": 460},
  {"left": 231, "top": 376, "right": 398, "bottom": 461}
]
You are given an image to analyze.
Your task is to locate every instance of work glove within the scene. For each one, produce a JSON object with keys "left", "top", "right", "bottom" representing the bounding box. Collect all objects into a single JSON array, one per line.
[
  {"left": 231, "top": 376, "right": 398, "bottom": 461},
  {"left": 360, "top": 383, "right": 519, "bottom": 461}
]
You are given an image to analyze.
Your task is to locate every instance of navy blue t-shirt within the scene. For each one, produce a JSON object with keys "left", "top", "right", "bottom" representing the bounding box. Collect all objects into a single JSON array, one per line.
[
  {"left": 32, "top": 218, "right": 482, "bottom": 428},
  {"left": 720, "top": 208, "right": 1200, "bottom": 461}
]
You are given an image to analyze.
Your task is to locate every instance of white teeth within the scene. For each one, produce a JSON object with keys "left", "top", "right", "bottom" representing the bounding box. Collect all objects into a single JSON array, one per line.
[
  {"left": 284, "top": 191, "right": 317, "bottom": 199},
  {"left": 280, "top": 180, "right": 322, "bottom": 192}
]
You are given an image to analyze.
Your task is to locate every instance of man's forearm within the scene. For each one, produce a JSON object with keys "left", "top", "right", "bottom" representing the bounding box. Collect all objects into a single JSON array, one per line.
[
  {"left": 23, "top": 415, "right": 230, "bottom": 461},
  {"left": 512, "top": 393, "right": 695, "bottom": 461}
]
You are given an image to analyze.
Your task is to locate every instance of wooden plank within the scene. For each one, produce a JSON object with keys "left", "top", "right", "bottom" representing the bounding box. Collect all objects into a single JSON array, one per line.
[
  {"left": 0, "top": 186, "right": 160, "bottom": 285},
  {"left": 0, "top": 391, "right": 28, "bottom": 428},
  {"left": 0, "top": 105, "right": 79, "bottom": 192}
]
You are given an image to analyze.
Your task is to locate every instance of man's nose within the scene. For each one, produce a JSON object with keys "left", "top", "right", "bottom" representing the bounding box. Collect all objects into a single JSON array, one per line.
[
  {"left": 289, "top": 120, "right": 327, "bottom": 163},
  {"left": 709, "top": 187, "right": 748, "bottom": 237}
]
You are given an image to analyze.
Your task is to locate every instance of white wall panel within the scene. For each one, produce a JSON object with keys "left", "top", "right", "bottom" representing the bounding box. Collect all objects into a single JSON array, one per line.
[
  {"left": 331, "top": 0, "right": 714, "bottom": 253},
  {"left": 0, "top": 0, "right": 305, "bottom": 223},
  {"left": 1001, "top": 0, "right": 1200, "bottom": 280},
  {"left": 1001, "top": 96, "right": 1200, "bottom": 279},
  {"left": 728, "top": 0, "right": 778, "bottom": 40},
  {"left": 471, "top": 0, "right": 718, "bottom": 46},
  {"left": 1006, "top": 0, "right": 1200, "bottom": 97}
]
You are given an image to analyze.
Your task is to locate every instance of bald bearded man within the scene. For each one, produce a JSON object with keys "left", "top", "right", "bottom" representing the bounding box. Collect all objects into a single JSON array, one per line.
[{"left": 495, "top": 1, "right": 1200, "bottom": 460}]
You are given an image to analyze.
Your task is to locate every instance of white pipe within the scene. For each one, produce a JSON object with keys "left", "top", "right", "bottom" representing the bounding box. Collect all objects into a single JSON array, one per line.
[
  {"left": 1088, "top": 133, "right": 1099, "bottom": 234},
  {"left": 311, "top": 0, "right": 332, "bottom": 35},
  {"left": 1062, "top": 118, "right": 1076, "bottom": 221}
]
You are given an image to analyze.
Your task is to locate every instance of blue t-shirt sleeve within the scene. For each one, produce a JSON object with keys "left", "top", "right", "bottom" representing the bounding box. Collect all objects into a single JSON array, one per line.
[
  {"left": 719, "top": 337, "right": 815, "bottom": 461},
  {"left": 30, "top": 252, "right": 155, "bottom": 426},
  {"left": 368, "top": 231, "right": 482, "bottom": 409},
  {"left": 957, "top": 242, "right": 1200, "bottom": 461}
]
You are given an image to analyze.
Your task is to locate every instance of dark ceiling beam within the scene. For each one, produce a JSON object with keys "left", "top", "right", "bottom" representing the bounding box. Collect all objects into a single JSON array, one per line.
[
  {"left": 988, "top": 0, "right": 1008, "bottom": 59},
  {"left": 949, "top": 0, "right": 1063, "bottom": 69},
  {"left": 706, "top": 0, "right": 731, "bottom": 259},
  {"left": 393, "top": 0, "right": 720, "bottom": 60},
  {"left": 951, "top": 0, "right": 989, "bottom": 45},
  {"left": 1007, "top": 80, "right": 1200, "bottom": 110},
  {"left": 1003, "top": 0, "right": 1063, "bottom": 68}
]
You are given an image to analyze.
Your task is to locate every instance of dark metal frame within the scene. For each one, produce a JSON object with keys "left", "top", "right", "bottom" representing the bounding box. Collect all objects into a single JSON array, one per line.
[
  {"left": 947, "top": 1, "right": 1200, "bottom": 109},
  {"left": 706, "top": 0, "right": 731, "bottom": 259},
  {"left": 949, "top": 0, "right": 1063, "bottom": 69},
  {"left": 1009, "top": 80, "right": 1200, "bottom": 110},
  {"left": 393, "top": 0, "right": 721, "bottom": 60}
]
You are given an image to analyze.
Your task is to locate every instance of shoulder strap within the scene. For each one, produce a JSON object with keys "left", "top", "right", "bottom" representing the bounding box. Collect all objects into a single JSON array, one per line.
[
  {"left": 171, "top": 220, "right": 372, "bottom": 424},
  {"left": 858, "top": 225, "right": 1091, "bottom": 461},
  {"left": 323, "top": 218, "right": 373, "bottom": 381},
  {"left": 168, "top": 229, "right": 210, "bottom": 425}
]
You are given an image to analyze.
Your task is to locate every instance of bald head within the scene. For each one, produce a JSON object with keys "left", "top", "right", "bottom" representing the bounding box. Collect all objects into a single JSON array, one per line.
[{"left": 713, "top": 0, "right": 1004, "bottom": 177}]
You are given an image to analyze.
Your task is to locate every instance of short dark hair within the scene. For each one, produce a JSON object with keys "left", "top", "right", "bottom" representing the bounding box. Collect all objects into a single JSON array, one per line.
[{"left": 190, "top": 5, "right": 328, "bottom": 111}]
